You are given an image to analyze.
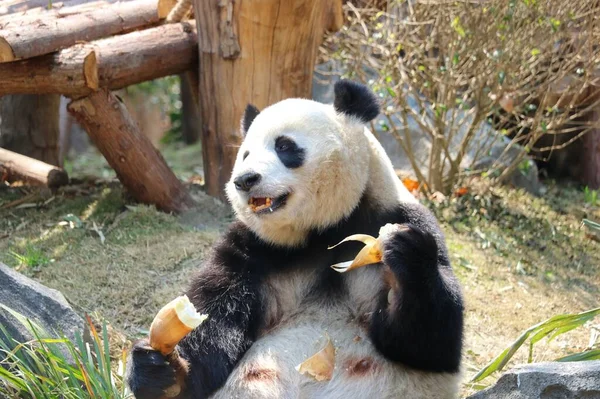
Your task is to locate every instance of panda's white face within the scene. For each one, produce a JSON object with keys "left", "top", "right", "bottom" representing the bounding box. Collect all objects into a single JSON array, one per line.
[{"left": 225, "top": 98, "right": 371, "bottom": 247}]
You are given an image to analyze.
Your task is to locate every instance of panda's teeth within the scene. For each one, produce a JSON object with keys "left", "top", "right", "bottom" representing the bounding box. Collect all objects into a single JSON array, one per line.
[{"left": 250, "top": 197, "right": 274, "bottom": 212}]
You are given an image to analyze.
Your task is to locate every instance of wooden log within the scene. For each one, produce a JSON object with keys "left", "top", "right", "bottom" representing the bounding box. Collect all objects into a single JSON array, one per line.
[
  {"left": 0, "top": 148, "right": 69, "bottom": 188},
  {"left": 0, "top": 0, "right": 122, "bottom": 19},
  {"left": 0, "top": 0, "right": 160, "bottom": 63},
  {"left": 0, "top": 22, "right": 198, "bottom": 98},
  {"left": 67, "top": 89, "right": 195, "bottom": 213},
  {"left": 193, "top": 0, "right": 344, "bottom": 200}
]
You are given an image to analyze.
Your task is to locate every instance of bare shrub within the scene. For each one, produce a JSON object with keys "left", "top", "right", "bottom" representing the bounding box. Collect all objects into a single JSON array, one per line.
[{"left": 321, "top": 0, "right": 600, "bottom": 194}]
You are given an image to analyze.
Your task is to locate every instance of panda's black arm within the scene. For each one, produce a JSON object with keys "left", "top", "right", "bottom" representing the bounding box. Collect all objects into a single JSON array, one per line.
[
  {"left": 175, "top": 227, "right": 264, "bottom": 398},
  {"left": 369, "top": 203, "right": 464, "bottom": 374}
]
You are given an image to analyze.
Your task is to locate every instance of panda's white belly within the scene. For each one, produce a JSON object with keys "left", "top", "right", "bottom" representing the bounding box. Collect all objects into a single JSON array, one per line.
[{"left": 209, "top": 267, "right": 460, "bottom": 399}]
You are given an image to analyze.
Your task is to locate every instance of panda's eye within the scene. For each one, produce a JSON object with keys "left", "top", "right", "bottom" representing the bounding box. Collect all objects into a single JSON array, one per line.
[
  {"left": 243, "top": 151, "right": 249, "bottom": 160},
  {"left": 274, "top": 136, "right": 305, "bottom": 169},
  {"left": 275, "top": 136, "right": 295, "bottom": 153}
]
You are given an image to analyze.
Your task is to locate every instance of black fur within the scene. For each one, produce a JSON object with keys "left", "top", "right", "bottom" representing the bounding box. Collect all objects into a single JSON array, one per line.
[
  {"left": 275, "top": 136, "right": 305, "bottom": 169},
  {"left": 241, "top": 104, "right": 260, "bottom": 136},
  {"left": 126, "top": 343, "right": 177, "bottom": 398},
  {"left": 126, "top": 196, "right": 464, "bottom": 398},
  {"left": 333, "top": 80, "right": 380, "bottom": 123}
]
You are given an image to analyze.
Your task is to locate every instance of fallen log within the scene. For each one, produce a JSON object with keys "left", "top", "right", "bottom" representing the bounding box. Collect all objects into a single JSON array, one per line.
[
  {"left": 0, "top": 21, "right": 197, "bottom": 98},
  {"left": 0, "top": 148, "right": 69, "bottom": 188},
  {"left": 67, "top": 89, "right": 195, "bottom": 213},
  {"left": 0, "top": 0, "right": 160, "bottom": 63}
]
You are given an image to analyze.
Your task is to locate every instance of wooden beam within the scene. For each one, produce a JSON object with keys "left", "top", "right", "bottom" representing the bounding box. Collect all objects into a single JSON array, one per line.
[
  {"left": 0, "top": 22, "right": 198, "bottom": 98},
  {"left": 67, "top": 89, "right": 195, "bottom": 213},
  {"left": 0, "top": 0, "right": 160, "bottom": 63},
  {"left": 0, "top": 148, "right": 69, "bottom": 188}
]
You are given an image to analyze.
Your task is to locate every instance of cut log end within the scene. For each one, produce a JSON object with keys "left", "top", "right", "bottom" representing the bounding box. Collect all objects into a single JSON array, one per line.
[
  {"left": 0, "top": 37, "right": 16, "bottom": 63},
  {"left": 158, "top": 0, "right": 178, "bottom": 19},
  {"left": 67, "top": 96, "right": 97, "bottom": 116},
  {"left": 47, "top": 169, "right": 70, "bottom": 188},
  {"left": 83, "top": 51, "right": 99, "bottom": 90}
]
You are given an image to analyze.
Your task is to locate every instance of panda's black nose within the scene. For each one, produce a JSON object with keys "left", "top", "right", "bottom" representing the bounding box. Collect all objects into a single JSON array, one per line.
[{"left": 234, "top": 172, "right": 261, "bottom": 192}]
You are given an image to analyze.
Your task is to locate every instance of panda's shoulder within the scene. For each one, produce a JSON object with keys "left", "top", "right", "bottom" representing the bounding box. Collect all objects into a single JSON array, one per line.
[
  {"left": 207, "top": 221, "right": 287, "bottom": 275},
  {"left": 211, "top": 221, "right": 258, "bottom": 261}
]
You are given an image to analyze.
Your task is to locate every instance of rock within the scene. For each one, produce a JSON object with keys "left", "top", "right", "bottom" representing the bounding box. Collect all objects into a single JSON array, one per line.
[
  {"left": 468, "top": 361, "right": 600, "bottom": 399},
  {"left": 0, "top": 262, "right": 87, "bottom": 357}
]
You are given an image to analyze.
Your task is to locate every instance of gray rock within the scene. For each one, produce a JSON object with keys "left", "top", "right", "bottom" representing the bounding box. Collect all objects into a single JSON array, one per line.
[
  {"left": 0, "top": 262, "right": 87, "bottom": 357},
  {"left": 468, "top": 361, "right": 600, "bottom": 399}
]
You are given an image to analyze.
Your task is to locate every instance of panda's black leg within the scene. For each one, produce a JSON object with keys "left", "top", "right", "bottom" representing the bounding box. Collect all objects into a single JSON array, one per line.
[{"left": 368, "top": 223, "right": 463, "bottom": 373}]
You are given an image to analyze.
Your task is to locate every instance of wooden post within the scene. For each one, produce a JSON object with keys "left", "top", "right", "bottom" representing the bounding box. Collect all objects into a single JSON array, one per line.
[
  {"left": 0, "top": 148, "right": 69, "bottom": 189},
  {"left": 193, "top": 0, "right": 343, "bottom": 200},
  {"left": 67, "top": 89, "right": 195, "bottom": 213}
]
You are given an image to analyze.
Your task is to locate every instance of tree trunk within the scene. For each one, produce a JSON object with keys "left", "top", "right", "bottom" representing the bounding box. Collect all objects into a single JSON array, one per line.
[
  {"left": 0, "top": 22, "right": 198, "bottom": 98},
  {"left": 193, "top": 0, "right": 343, "bottom": 200},
  {"left": 67, "top": 89, "right": 195, "bottom": 213},
  {"left": 180, "top": 73, "right": 201, "bottom": 144},
  {"left": 0, "top": 94, "right": 61, "bottom": 166},
  {"left": 582, "top": 109, "right": 600, "bottom": 189},
  {"left": 0, "top": 0, "right": 160, "bottom": 63}
]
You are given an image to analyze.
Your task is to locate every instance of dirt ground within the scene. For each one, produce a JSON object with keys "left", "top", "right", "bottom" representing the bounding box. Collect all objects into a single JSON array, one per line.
[{"left": 1, "top": 144, "right": 599, "bottom": 397}]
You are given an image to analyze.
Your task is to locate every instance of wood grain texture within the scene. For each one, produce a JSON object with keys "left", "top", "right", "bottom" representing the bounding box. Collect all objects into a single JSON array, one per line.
[
  {"left": 193, "top": 0, "right": 343, "bottom": 200},
  {"left": 0, "top": 0, "right": 160, "bottom": 62},
  {"left": 67, "top": 89, "right": 195, "bottom": 213},
  {"left": 0, "top": 94, "right": 62, "bottom": 166},
  {"left": 0, "top": 22, "right": 198, "bottom": 98}
]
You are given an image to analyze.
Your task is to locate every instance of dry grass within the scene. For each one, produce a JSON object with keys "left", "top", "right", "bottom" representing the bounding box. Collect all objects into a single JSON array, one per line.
[{"left": 1, "top": 148, "right": 599, "bottom": 397}]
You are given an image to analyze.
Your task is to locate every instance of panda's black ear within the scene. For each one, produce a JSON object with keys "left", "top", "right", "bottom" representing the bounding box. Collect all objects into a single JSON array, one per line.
[
  {"left": 333, "top": 80, "right": 380, "bottom": 123},
  {"left": 241, "top": 104, "right": 260, "bottom": 137}
]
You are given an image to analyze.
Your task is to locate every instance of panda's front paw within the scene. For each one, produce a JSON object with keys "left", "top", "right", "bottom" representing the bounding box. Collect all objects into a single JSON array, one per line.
[
  {"left": 126, "top": 338, "right": 179, "bottom": 399},
  {"left": 380, "top": 223, "right": 439, "bottom": 279}
]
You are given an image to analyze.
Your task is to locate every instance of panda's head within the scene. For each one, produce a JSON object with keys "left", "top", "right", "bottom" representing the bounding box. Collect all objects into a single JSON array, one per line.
[{"left": 226, "top": 80, "right": 381, "bottom": 246}]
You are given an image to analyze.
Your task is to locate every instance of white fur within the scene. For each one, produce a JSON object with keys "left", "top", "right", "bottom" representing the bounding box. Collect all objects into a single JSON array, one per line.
[
  {"left": 210, "top": 265, "right": 460, "bottom": 399},
  {"left": 215, "top": 97, "right": 459, "bottom": 399},
  {"left": 225, "top": 98, "right": 416, "bottom": 247}
]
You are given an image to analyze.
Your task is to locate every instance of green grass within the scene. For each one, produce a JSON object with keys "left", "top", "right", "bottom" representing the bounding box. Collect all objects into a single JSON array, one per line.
[
  {"left": 0, "top": 305, "right": 132, "bottom": 399},
  {"left": 9, "top": 245, "right": 52, "bottom": 270},
  {"left": 470, "top": 307, "right": 600, "bottom": 384}
]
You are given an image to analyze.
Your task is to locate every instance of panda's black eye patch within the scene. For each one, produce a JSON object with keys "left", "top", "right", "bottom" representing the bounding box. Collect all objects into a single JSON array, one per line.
[
  {"left": 243, "top": 151, "right": 249, "bottom": 160},
  {"left": 274, "top": 136, "right": 304, "bottom": 169}
]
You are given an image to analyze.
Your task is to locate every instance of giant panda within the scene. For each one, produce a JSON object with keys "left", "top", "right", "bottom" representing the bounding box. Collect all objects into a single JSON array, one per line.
[{"left": 126, "top": 80, "right": 464, "bottom": 399}]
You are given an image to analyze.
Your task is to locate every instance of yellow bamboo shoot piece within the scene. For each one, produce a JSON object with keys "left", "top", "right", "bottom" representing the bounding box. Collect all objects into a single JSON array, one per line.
[
  {"left": 329, "top": 224, "right": 401, "bottom": 273},
  {"left": 295, "top": 337, "right": 336, "bottom": 381},
  {"left": 149, "top": 295, "right": 208, "bottom": 356}
]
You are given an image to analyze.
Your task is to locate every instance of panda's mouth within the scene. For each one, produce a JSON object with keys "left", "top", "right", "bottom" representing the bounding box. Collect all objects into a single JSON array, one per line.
[{"left": 248, "top": 193, "right": 289, "bottom": 214}]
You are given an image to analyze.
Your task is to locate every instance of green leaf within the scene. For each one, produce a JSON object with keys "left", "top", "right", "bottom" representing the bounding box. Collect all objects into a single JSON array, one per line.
[
  {"left": 556, "top": 349, "right": 600, "bottom": 362},
  {"left": 471, "top": 307, "right": 600, "bottom": 382},
  {"left": 451, "top": 16, "right": 466, "bottom": 37},
  {"left": 452, "top": 53, "right": 460, "bottom": 65},
  {"left": 531, "top": 48, "right": 541, "bottom": 56}
]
